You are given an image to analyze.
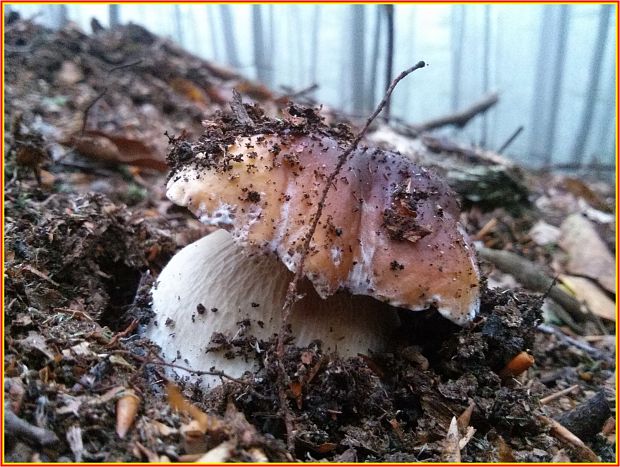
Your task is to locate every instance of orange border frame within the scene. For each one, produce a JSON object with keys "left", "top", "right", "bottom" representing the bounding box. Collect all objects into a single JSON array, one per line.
[{"left": 0, "top": 1, "right": 618, "bottom": 466}]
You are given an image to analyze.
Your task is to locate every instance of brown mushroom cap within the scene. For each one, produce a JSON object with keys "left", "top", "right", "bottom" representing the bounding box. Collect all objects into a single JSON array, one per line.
[{"left": 167, "top": 130, "right": 479, "bottom": 325}]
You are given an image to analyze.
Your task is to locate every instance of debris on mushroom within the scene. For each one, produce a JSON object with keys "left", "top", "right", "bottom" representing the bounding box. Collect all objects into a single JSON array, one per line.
[{"left": 149, "top": 106, "right": 480, "bottom": 387}]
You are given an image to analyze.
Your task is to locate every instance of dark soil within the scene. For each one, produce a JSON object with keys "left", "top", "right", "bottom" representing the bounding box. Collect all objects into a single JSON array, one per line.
[{"left": 4, "top": 15, "right": 616, "bottom": 463}]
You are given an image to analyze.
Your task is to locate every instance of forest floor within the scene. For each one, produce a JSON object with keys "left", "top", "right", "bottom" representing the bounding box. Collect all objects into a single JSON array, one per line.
[{"left": 4, "top": 16, "right": 617, "bottom": 463}]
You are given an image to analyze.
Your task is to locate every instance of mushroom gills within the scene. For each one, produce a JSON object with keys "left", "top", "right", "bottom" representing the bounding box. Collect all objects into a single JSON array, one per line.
[{"left": 146, "top": 229, "right": 401, "bottom": 388}]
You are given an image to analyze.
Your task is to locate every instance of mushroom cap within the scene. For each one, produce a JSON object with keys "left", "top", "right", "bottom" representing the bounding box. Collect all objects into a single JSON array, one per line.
[{"left": 167, "top": 129, "right": 479, "bottom": 325}]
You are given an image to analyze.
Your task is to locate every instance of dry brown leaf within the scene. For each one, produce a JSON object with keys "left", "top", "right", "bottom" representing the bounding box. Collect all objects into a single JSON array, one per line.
[
  {"left": 602, "top": 417, "right": 615, "bottom": 443},
  {"left": 235, "top": 79, "right": 274, "bottom": 101},
  {"left": 169, "top": 77, "right": 210, "bottom": 105},
  {"left": 194, "top": 441, "right": 235, "bottom": 463},
  {"left": 559, "top": 214, "right": 615, "bottom": 294},
  {"left": 67, "top": 130, "right": 168, "bottom": 172},
  {"left": 133, "top": 441, "right": 160, "bottom": 463},
  {"left": 202, "top": 84, "right": 231, "bottom": 105},
  {"left": 289, "top": 381, "right": 303, "bottom": 410},
  {"left": 457, "top": 401, "right": 475, "bottom": 432},
  {"left": 560, "top": 275, "right": 616, "bottom": 321},
  {"left": 150, "top": 420, "right": 177, "bottom": 437},
  {"left": 39, "top": 169, "right": 56, "bottom": 188},
  {"left": 166, "top": 382, "right": 222, "bottom": 433},
  {"left": 497, "top": 435, "right": 516, "bottom": 462},
  {"left": 560, "top": 177, "right": 611, "bottom": 212},
  {"left": 204, "top": 61, "right": 240, "bottom": 81},
  {"left": 116, "top": 389, "right": 140, "bottom": 439},
  {"left": 316, "top": 442, "right": 338, "bottom": 454}
]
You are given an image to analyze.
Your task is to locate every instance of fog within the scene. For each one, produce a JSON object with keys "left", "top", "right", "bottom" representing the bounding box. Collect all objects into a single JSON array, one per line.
[{"left": 8, "top": 3, "right": 617, "bottom": 169}]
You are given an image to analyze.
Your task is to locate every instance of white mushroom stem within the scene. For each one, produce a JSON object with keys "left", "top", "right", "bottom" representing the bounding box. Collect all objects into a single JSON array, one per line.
[{"left": 146, "top": 229, "right": 401, "bottom": 388}]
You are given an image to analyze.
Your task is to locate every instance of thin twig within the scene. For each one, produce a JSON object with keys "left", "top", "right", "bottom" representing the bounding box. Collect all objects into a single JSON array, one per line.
[
  {"left": 113, "top": 348, "right": 250, "bottom": 386},
  {"left": 81, "top": 88, "right": 109, "bottom": 135},
  {"left": 537, "top": 324, "right": 613, "bottom": 362},
  {"left": 539, "top": 384, "right": 580, "bottom": 405},
  {"left": 275, "top": 61, "right": 427, "bottom": 452},
  {"left": 498, "top": 125, "right": 524, "bottom": 153},
  {"left": 80, "top": 59, "right": 143, "bottom": 134},
  {"left": 417, "top": 92, "right": 499, "bottom": 131},
  {"left": 539, "top": 415, "right": 599, "bottom": 462}
]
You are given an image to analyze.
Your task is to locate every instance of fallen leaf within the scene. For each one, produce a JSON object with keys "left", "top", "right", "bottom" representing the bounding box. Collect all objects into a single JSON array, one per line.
[
  {"left": 18, "top": 331, "right": 55, "bottom": 361},
  {"left": 116, "top": 389, "right": 140, "bottom": 438},
  {"left": 289, "top": 381, "right": 303, "bottom": 409},
  {"left": 133, "top": 441, "right": 159, "bottom": 463},
  {"left": 56, "top": 61, "right": 84, "bottom": 86},
  {"left": 441, "top": 416, "right": 461, "bottom": 462},
  {"left": 497, "top": 435, "right": 516, "bottom": 462},
  {"left": 458, "top": 426, "right": 476, "bottom": 449},
  {"left": 166, "top": 382, "right": 222, "bottom": 433},
  {"left": 169, "top": 77, "right": 209, "bottom": 105},
  {"left": 559, "top": 214, "right": 615, "bottom": 294},
  {"left": 195, "top": 441, "right": 235, "bottom": 463},
  {"left": 560, "top": 177, "right": 611, "bottom": 212},
  {"left": 560, "top": 275, "right": 616, "bottom": 321},
  {"left": 39, "top": 169, "right": 56, "bottom": 188},
  {"left": 204, "top": 61, "right": 240, "bottom": 81},
  {"left": 67, "top": 130, "right": 168, "bottom": 172},
  {"left": 528, "top": 220, "right": 561, "bottom": 246},
  {"left": 150, "top": 420, "right": 177, "bottom": 437},
  {"left": 235, "top": 79, "right": 274, "bottom": 101}
]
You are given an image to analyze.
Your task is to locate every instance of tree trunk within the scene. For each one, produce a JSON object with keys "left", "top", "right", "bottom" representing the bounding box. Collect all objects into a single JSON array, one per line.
[
  {"left": 383, "top": 5, "right": 395, "bottom": 120},
  {"left": 206, "top": 6, "right": 221, "bottom": 62},
  {"left": 571, "top": 4, "right": 612, "bottom": 164},
  {"left": 56, "top": 4, "right": 69, "bottom": 28},
  {"left": 173, "top": 5, "right": 184, "bottom": 46},
  {"left": 528, "top": 6, "right": 554, "bottom": 164},
  {"left": 351, "top": 5, "right": 366, "bottom": 114},
  {"left": 480, "top": 5, "right": 491, "bottom": 146},
  {"left": 451, "top": 6, "right": 465, "bottom": 113},
  {"left": 219, "top": 4, "right": 240, "bottom": 68},
  {"left": 252, "top": 5, "right": 269, "bottom": 84},
  {"left": 109, "top": 4, "right": 120, "bottom": 28},
  {"left": 310, "top": 5, "right": 321, "bottom": 86},
  {"left": 367, "top": 6, "right": 382, "bottom": 111},
  {"left": 543, "top": 5, "right": 570, "bottom": 165}
]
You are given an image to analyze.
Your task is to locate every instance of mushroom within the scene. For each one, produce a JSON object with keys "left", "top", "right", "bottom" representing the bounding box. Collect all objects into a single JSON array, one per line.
[
  {"left": 147, "top": 229, "right": 401, "bottom": 387},
  {"left": 147, "top": 112, "right": 480, "bottom": 387}
]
